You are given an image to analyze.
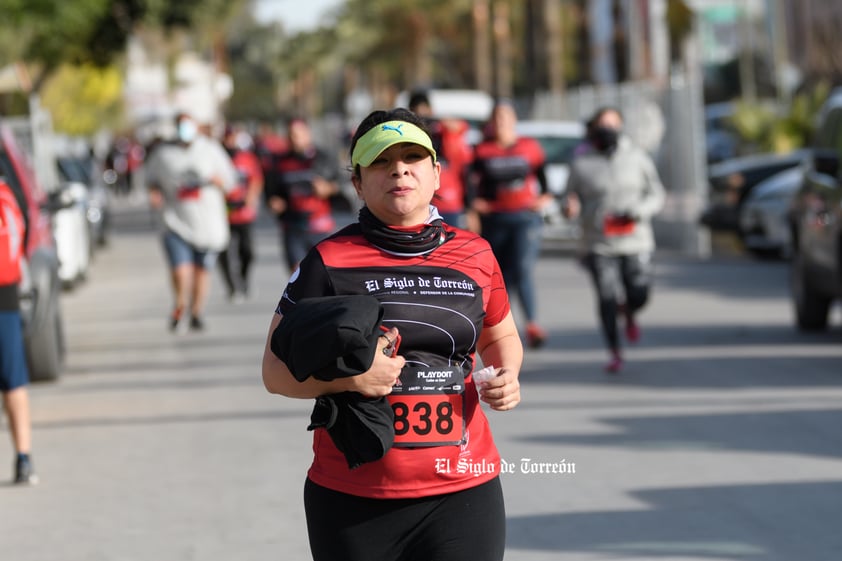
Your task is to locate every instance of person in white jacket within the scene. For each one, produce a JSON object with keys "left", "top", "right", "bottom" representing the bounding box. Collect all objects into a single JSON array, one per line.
[
  {"left": 145, "top": 113, "right": 237, "bottom": 332},
  {"left": 563, "top": 107, "right": 665, "bottom": 373}
]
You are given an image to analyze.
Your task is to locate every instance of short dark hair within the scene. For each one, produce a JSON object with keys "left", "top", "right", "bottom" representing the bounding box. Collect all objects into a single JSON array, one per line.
[
  {"left": 586, "top": 106, "right": 623, "bottom": 131},
  {"left": 348, "top": 108, "right": 431, "bottom": 175},
  {"left": 408, "top": 90, "right": 431, "bottom": 112}
]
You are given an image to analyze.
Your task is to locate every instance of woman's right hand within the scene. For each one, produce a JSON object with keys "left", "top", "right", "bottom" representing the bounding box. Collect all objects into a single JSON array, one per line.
[{"left": 350, "top": 327, "right": 405, "bottom": 398}]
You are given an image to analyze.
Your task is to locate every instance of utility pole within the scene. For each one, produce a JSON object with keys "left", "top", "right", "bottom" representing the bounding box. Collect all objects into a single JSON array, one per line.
[
  {"left": 738, "top": 1, "right": 757, "bottom": 102},
  {"left": 589, "top": 0, "right": 617, "bottom": 84}
]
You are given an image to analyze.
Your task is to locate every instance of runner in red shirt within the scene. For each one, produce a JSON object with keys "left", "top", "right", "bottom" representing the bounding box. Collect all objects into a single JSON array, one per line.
[
  {"left": 408, "top": 90, "right": 475, "bottom": 230},
  {"left": 262, "top": 108, "right": 523, "bottom": 561},
  {"left": 220, "top": 126, "right": 264, "bottom": 301},
  {"left": 470, "top": 100, "right": 554, "bottom": 348},
  {"left": 265, "top": 118, "right": 340, "bottom": 272}
]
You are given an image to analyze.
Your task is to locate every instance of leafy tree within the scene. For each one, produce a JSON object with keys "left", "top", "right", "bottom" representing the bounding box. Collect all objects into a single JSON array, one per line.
[
  {"left": 0, "top": 0, "right": 245, "bottom": 92},
  {"left": 40, "top": 63, "right": 123, "bottom": 134},
  {"left": 0, "top": 0, "right": 145, "bottom": 91}
]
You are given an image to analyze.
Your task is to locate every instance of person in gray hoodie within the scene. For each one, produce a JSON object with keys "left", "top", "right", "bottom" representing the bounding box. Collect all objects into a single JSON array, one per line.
[{"left": 563, "top": 107, "right": 665, "bottom": 373}]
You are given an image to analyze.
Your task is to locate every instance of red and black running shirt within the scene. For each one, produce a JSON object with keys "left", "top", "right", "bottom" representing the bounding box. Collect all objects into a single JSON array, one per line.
[
  {"left": 472, "top": 137, "right": 547, "bottom": 213},
  {"left": 277, "top": 223, "right": 510, "bottom": 499},
  {"left": 269, "top": 148, "right": 338, "bottom": 233},
  {"left": 226, "top": 149, "right": 263, "bottom": 225}
]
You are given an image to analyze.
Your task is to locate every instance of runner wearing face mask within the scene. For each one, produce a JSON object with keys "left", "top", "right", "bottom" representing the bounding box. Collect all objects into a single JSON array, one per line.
[
  {"left": 563, "top": 107, "right": 665, "bottom": 373},
  {"left": 145, "top": 113, "right": 238, "bottom": 332}
]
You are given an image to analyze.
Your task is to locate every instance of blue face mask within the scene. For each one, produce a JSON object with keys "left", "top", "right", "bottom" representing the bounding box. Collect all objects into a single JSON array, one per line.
[{"left": 178, "top": 120, "right": 198, "bottom": 143}]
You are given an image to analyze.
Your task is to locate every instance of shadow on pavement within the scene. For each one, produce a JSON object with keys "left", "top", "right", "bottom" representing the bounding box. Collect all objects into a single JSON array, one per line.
[
  {"left": 519, "top": 408, "right": 842, "bottom": 460},
  {"left": 506, "top": 481, "right": 842, "bottom": 560},
  {"left": 32, "top": 407, "right": 305, "bottom": 431},
  {"left": 520, "top": 352, "right": 842, "bottom": 389}
]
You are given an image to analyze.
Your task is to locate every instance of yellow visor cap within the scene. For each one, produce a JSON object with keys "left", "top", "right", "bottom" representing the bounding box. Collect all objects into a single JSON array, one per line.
[{"left": 351, "top": 120, "right": 437, "bottom": 167}]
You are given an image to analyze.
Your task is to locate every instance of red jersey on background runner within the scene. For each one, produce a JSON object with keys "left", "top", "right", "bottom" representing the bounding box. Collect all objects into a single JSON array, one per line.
[
  {"left": 271, "top": 149, "right": 337, "bottom": 234},
  {"left": 430, "top": 120, "right": 472, "bottom": 216},
  {"left": 226, "top": 150, "right": 263, "bottom": 225},
  {"left": 473, "top": 137, "right": 546, "bottom": 212},
  {"left": 278, "top": 224, "right": 510, "bottom": 499}
]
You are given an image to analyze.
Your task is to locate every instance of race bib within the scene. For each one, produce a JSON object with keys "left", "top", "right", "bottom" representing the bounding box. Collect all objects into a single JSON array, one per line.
[{"left": 388, "top": 366, "right": 466, "bottom": 447}]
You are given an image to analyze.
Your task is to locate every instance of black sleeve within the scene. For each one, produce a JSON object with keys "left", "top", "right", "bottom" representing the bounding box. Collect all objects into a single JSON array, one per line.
[
  {"left": 262, "top": 152, "right": 282, "bottom": 204},
  {"left": 535, "top": 163, "right": 549, "bottom": 195},
  {"left": 277, "top": 248, "right": 334, "bottom": 315}
]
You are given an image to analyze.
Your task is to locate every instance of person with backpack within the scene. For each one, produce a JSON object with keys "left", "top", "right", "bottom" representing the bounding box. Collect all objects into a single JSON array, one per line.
[{"left": 0, "top": 179, "right": 38, "bottom": 484}]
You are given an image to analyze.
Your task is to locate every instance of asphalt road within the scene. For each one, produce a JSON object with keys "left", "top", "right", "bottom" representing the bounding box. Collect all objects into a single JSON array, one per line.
[{"left": 3, "top": 200, "right": 842, "bottom": 561}]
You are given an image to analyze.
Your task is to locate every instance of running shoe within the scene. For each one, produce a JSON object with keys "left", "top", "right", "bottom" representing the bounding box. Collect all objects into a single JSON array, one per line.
[
  {"left": 604, "top": 352, "right": 623, "bottom": 374},
  {"left": 189, "top": 315, "right": 205, "bottom": 332},
  {"left": 169, "top": 308, "right": 184, "bottom": 332},
  {"left": 526, "top": 323, "right": 547, "bottom": 349},
  {"left": 625, "top": 316, "right": 640, "bottom": 343},
  {"left": 14, "top": 454, "right": 38, "bottom": 485}
]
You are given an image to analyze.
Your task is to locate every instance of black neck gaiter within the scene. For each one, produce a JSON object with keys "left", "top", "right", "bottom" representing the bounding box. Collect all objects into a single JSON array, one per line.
[{"left": 358, "top": 206, "right": 454, "bottom": 256}]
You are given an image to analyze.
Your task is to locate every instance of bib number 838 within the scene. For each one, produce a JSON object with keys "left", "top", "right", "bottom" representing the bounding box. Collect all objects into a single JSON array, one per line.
[
  {"left": 393, "top": 400, "right": 453, "bottom": 436},
  {"left": 389, "top": 395, "right": 464, "bottom": 446}
]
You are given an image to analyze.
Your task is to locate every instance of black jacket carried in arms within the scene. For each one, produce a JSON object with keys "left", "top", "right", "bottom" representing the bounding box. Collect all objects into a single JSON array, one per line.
[{"left": 271, "top": 295, "right": 395, "bottom": 469}]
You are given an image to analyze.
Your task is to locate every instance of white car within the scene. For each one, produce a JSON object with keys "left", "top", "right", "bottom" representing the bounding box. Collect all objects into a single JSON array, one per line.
[
  {"left": 516, "top": 119, "right": 586, "bottom": 244},
  {"left": 738, "top": 165, "right": 803, "bottom": 259}
]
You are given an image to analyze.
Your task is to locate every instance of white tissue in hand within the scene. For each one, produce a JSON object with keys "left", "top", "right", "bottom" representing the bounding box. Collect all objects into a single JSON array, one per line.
[{"left": 473, "top": 366, "right": 498, "bottom": 384}]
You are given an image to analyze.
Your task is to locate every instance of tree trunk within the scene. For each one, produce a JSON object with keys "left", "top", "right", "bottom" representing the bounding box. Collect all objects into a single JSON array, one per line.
[
  {"left": 473, "top": 0, "right": 493, "bottom": 93},
  {"left": 544, "top": 0, "right": 565, "bottom": 93},
  {"left": 492, "top": 0, "right": 512, "bottom": 98}
]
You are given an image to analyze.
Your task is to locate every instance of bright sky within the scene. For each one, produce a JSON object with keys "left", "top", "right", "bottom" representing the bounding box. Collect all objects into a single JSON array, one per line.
[{"left": 253, "top": 0, "right": 344, "bottom": 32}]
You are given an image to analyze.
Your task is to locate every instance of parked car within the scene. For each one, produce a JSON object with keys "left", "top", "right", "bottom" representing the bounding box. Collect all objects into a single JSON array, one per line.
[
  {"left": 0, "top": 124, "right": 65, "bottom": 381},
  {"left": 738, "top": 165, "right": 803, "bottom": 259},
  {"left": 788, "top": 88, "right": 842, "bottom": 331},
  {"left": 704, "top": 102, "right": 740, "bottom": 164},
  {"left": 516, "top": 119, "right": 586, "bottom": 244},
  {"left": 701, "top": 150, "right": 809, "bottom": 233}
]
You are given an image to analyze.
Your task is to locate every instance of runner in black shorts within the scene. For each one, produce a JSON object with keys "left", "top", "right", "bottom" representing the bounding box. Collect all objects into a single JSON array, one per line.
[{"left": 262, "top": 108, "right": 524, "bottom": 561}]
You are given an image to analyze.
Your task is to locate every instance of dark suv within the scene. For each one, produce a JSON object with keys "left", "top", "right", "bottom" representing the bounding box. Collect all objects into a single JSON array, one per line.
[
  {"left": 788, "top": 89, "right": 842, "bottom": 331},
  {"left": 0, "top": 123, "right": 65, "bottom": 380}
]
